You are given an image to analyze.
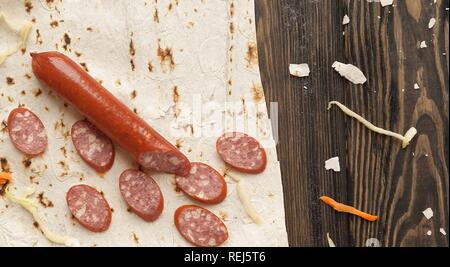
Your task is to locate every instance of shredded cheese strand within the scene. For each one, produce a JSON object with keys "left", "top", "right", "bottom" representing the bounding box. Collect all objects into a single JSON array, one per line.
[
  {"left": 0, "top": 12, "right": 33, "bottom": 65},
  {"left": 236, "top": 180, "right": 263, "bottom": 225},
  {"left": 328, "top": 101, "right": 417, "bottom": 148},
  {"left": 327, "top": 233, "right": 336, "bottom": 247},
  {"left": 224, "top": 170, "right": 263, "bottom": 224},
  {"left": 4, "top": 185, "right": 79, "bottom": 247}
]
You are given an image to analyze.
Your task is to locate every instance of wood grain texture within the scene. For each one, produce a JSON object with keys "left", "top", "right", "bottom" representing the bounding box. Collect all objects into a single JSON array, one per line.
[{"left": 255, "top": 0, "right": 449, "bottom": 247}]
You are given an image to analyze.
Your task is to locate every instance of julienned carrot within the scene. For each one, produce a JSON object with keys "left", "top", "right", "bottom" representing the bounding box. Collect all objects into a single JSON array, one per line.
[
  {"left": 320, "top": 196, "right": 378, "bottom": 222},
  {"left": 0, "top": 172, "right": 13, "bottom": 185}
]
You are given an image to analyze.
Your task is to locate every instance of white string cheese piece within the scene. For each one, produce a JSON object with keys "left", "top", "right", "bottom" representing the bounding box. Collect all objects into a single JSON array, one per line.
[
  {"left": 326, "top": 233, "right": 336, "bottom": 247},
  {"left": 4, "top": 185, "right": 80, "bottom": 247},
  {"left": 223, "top": 170, "right": 262, "bottom": 224},
  {"left": 236, "top": 180, "right": 263, "bottom": 225},
  {"left": 328, "top": 101, "right": 417, "bottom": 148},
  {"left": 0, "top": 12, "right": 33, "bottom": 65}
]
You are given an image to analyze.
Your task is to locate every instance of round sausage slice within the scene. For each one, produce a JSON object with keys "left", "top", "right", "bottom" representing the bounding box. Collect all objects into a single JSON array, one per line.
[
  {"left": 174, "top": 205, "right": 228, "bottom": 247},
  {"left": 216, "top": 132, "right": 267, "bottom": 174},
  {"left": 119, "top": 169, "right": 164, "bottom": 222},
  {"left": 7, "top": 108, "right": 47, "bottom": 156},
  {"left": 66, "top": 184, "right": 112, "bottom": 232},
  {"left": 176, "top": 162, "right": 227, "bottom": 204},
  {"left": 71, "top": 120, "right": 115, "bottom": 173}
]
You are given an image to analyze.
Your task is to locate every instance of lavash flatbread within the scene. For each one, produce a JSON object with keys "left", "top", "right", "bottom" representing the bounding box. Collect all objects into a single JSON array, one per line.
[{"left": 0, "top": 0, "right": 288, "bottom": 247}]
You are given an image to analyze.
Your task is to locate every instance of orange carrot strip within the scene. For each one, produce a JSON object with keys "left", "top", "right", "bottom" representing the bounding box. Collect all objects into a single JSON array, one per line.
[
  {"left": 320, "top": 196, "right": 378, "bottom": 222},
  {"left": 0, "top": 172, "right": 13, "bottom": 186}
]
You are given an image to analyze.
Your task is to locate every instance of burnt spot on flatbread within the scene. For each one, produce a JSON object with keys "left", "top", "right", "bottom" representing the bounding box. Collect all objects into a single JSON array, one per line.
[
  {"left": 132, "top": 232, "right": 140, "bottom": 245},
  {"left": 219, "top": 210, "right": 228, "bottom": 221},
  {"left": 251, "top": 83, "right": 264, "bottom": 103},
  {"left": 172, "top": 176, "right": 182, "bottom": 193},
  {"left": 230, "top": 1, "right": 235, "bottom": 17},
  {"left": 62, "top": 33, "right": 71, "bottom": 51},
  {"left": 75, "top": 51, "right": 82, "bottom": 57},
  {"left": 168, "top": 3, "right": 173, "bottom": 11},
  {"left": 148, "top": 61, "right": 154, "bottom": 72},
  {"left": 80, "top": 62, "right": 89, "bottom": 72},
  {"left": 129, "top": 35, "right": 136, "bottom": 71},
  {"left": 50, "top": 20, "right": 59, "bottom": 28},
  {"left": 172, "top": 86, "right": 180, "bottom": 104},
  {"left": 129, "top": 39, "right": 136, "bottom": 57},
  {"left": 229, "top": 22, "right": 235, "bottom": 34},
  {"left": 22, "top": 157, "right": 32, "bottom": 168},
  {"left": 245, "top": 42, "right": 258, "bottom": 68},
  {"left": 32, "top": 88, "right": 42, "bottom": 97},
  {"left": 187, "top": 147, "right": 192, "bottom": 153},
  {"left": 37, "top": 192, "right": 54, "bottom": 208},
  {"left": 33, "top": 221, "right": 39, "bottom": 228},
  {"left": 21, "top": 48, "right": 27, "bottom": 54},
  {"left": 35, "top": 29, "right": 42, "bottom": 45},
  {"left": 31, "top": 18, "right": 36, "bottom": 23},
  {"left": 130, "top": 90, "right": 137, "bottom": 99},
  {"left": 20, "top": 90, "right": 26, "bottom": 96},
  {"left": 7, "top": 96, "right": 15, "bottom": 103},
  {"left": 54, "top": 118, "right": 66, "bottom": 131},
  {"left": 6, "top": 77, "right": 15, "bottom": 86},
  {"left": 240, "top": 97, "right": 247, "bottom": 115},
  {"left": 172, "top": 86, "right": 181, "bottom": 117},
  {"left": 153, "top": 8, "right": 160, "bottom": 23},
  {"left": 1, "top": 120, "right": 7, "bottom": 133},
  {"left": 157, "top": 44, "right": 175, "bottom": 72},
  {"left": 60, "top": 146, "right": 67, "bottom": 158},
  {"left": 29, "top": 175, "right": 37, "bottom": 184},
  {"left": 24, "top": 73, "right": 32, "bottom": 79},
  {"left": 24, "top": 1, "right": 33, "bottom": 13},
  {"left": 1, "top": 158, "right": 10, "bottom": 172},
  {"left": 86, "top": 27, "right": 93, "bottom": 32},
  {"left": 175, "top": 139, "right": 183, "bottom": 149}
]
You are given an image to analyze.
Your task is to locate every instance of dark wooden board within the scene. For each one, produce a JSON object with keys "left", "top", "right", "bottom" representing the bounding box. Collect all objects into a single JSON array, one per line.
[{"left": 255, "top": 0, "right": 449, "bottom": 247}]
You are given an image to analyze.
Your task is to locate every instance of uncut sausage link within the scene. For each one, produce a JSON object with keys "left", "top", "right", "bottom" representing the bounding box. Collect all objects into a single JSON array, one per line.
[{"left": 31, "top": 51, "right": 191, "bottom": 176}]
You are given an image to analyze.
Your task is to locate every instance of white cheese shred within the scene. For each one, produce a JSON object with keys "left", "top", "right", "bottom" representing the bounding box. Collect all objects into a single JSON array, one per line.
[
  {"left": 420, "top": 41, "right": 427, "bottom": 48},
  {"left": 327, "top": 233, "right": 336, "bottom": 247},
  {"left": 440, "top": 228, "right": 447, "bottom": 236},
  {"left": 422, "top": 208, "right": 434, "bottom": 220},
  {"left": 4, "top": 185, "right": 79, "bottom": 247},
  {"left": 428, "top": 18, "right": 436, "bottom": 29},
  {"left": 380, "top": 0, "right": 394, "bottom": 7},
  {"left": 0, "top": 12, "right": 33, "bottom": 65},
  {"left": 325, "top": 157, "right": 341, "bottom": 172},
  {"left": 332, "top": 61, "right": 367, "bottom": 84},
  {"left": 328, "top": 101, "right": 417, "bottom": 148},
  {"left": 236, "top": 180, "right": 263, "bottom": 225},
  {"left": 289, "top": 64, "right": 310, "bottom": 78},
  {"left": 342, "top": 15, "right": 350, "bottom": 25}
]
